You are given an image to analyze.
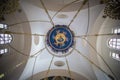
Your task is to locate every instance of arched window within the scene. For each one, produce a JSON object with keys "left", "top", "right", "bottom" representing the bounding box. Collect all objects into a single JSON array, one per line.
[
  {"left": 0, "top": 34, "right": 12, "bottom": 44},
  {"left": 0, "top": 48, "right": 8, "bottom": 55},
  {"left": 0, "top": 23, "right": 10, "bottom": 56},
  {"left": 108, "top": 28, "right": 120, "bottom": 50},
  {"left": 108, "top": 38, "right": 120, "bottom": 50},
  {"left": 110, "top": 52, "right": 120, "bottom": 61}
]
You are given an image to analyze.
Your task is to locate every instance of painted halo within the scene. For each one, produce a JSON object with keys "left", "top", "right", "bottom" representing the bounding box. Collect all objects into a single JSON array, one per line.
[{"left": 46, "top": 25, "right": 74, "bottom": 57}]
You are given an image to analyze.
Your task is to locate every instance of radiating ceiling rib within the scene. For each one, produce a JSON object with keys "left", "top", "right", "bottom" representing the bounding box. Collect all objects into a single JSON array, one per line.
[
  {"left": 31, "top": 56, "right": 37, "bottom": 80},
  {"left": 8, "top": 43, "right": 46, "bottom": 57},
  {"left": 8, "top": 20, "right": 50, "bottom": 27},
  {"left": 85, "top": 0, "right": 90, "bottom": 35},
  {"left": 75, "top": 33, "right": 118, "bottom": 38},
  {"left": 2, "top": 60, "right": 27, "bottom": 79},
  {"left": 5, "top": 46, "right": 45, "bottom": 79},
  {"left": 40, "top": 0, "right": 55, "bottom": 27},
  {"left": 8, "top": 44, "right": 29, "bottom": 57},
  {"left": 68, "top": 0, "right": 88, "bottom": 28},
  {"left": 5, "top": 31, "right": 46, "bottom": 36},
  {"left": 0, "top": 35, "right": 29, "bottom": 56},
  {"left": 83, "top": 38, "right": 118, "bottom": 80},
  {"left": 31, "top": 48, "right": 46, "bottom": 57},
  {"left": 51, "top": 0, "right": 80, "bottom": 19},
  {"left": 65, "top": 56, "right": 72, "bottom": 79},
  {"left": 45, "top": 55, "right": 54, "bottom": 80},
  {"left": 74, "top": 48, "right": 113, "bottom": 80}
]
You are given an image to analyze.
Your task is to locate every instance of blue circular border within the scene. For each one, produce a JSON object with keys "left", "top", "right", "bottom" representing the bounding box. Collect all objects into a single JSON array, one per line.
[{"left": 46, "top": 25, "right": 74, "bottom": 53}]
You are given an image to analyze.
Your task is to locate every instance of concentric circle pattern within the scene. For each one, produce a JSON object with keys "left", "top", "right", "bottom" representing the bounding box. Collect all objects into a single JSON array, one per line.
[{"left": 46, "top": 25, "right": 74, "bottom": 57}]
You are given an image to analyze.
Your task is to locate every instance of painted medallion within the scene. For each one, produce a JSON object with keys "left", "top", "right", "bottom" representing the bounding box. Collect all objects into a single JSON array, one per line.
[{"left": 46, "top": 25, "right": 74, "bottom": 56}]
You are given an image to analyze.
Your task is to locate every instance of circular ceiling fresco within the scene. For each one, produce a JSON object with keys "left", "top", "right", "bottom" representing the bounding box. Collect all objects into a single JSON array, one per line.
[{"left": 46, "top": 25, "right": 74, "bottom": 57}]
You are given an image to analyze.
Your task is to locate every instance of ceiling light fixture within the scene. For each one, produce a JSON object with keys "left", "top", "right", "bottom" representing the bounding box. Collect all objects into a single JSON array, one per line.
[
  {"left": 0, "top": 0, "right": 19, "bottom": 19},
  {"left": 104, "top": 0, "right": 120, "bottom": 20}
]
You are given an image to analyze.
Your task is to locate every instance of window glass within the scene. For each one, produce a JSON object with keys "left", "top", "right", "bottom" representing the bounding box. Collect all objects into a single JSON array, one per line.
[
  {"left": 109, "top": 38, "right": 120, "bottom": 50},
  {"left": 0, "top": 48, "right": 8, "bottom": 54},
  {"left": 0, "top": 24, "right": 7, "bottom": 29},
  {"left": 113, "top": 28, "right": 120, "bottom": 34},
  {"left": 0, "top": 34, "right": 12, "bottom": 44},
  {"left": 111, "top": 52, "right": 120, "bottom": 61},
  {"left": 0, "top": 24, "right": 4, "bottom": 28}
]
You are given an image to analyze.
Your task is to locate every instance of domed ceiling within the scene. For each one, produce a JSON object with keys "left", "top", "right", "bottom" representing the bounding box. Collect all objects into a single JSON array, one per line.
[{"left": 0, "top": 0, "right": 120, "bottom": 80}]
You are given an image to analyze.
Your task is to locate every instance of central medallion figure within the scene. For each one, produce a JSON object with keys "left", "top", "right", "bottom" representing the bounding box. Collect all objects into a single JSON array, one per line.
[
  {"left": 54, "top": 30, "right": 68, "bottom": 47},
  {"left": 46, "top": 25, "right": 74, "bottom": 57}
]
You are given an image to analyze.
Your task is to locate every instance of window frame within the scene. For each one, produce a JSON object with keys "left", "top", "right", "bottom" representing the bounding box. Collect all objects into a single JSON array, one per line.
[
  {"left": 107, "top": 27, "right": 120, "bottom": 50},
  {"left": 112, "top": 27, "right": 120, "bottom": 35},
  {"left": 0, "top": 34, "right": 13, "bottom": 44},
  {"left": 0, "top": 48, "right": 8, "bottom": 55},
  {"left": 110, "top": 52, "right": 120, "bottom": 61},
  {"left": 108, "top": 38, "right": 120, "bottom": 50},
  {"left": 0, "top": 23, "right": 8, "bottom": 29}
]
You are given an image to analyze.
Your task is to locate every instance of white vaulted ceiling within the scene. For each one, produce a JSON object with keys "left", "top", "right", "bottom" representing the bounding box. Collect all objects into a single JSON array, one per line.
[{"left": 0, "top": 0, "right": 120, "bottom": 80}]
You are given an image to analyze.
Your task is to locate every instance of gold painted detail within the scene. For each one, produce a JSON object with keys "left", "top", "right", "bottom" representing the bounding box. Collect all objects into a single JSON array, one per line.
[{"left": 54, "top": 31, "right": 68, "bottom": 46}]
